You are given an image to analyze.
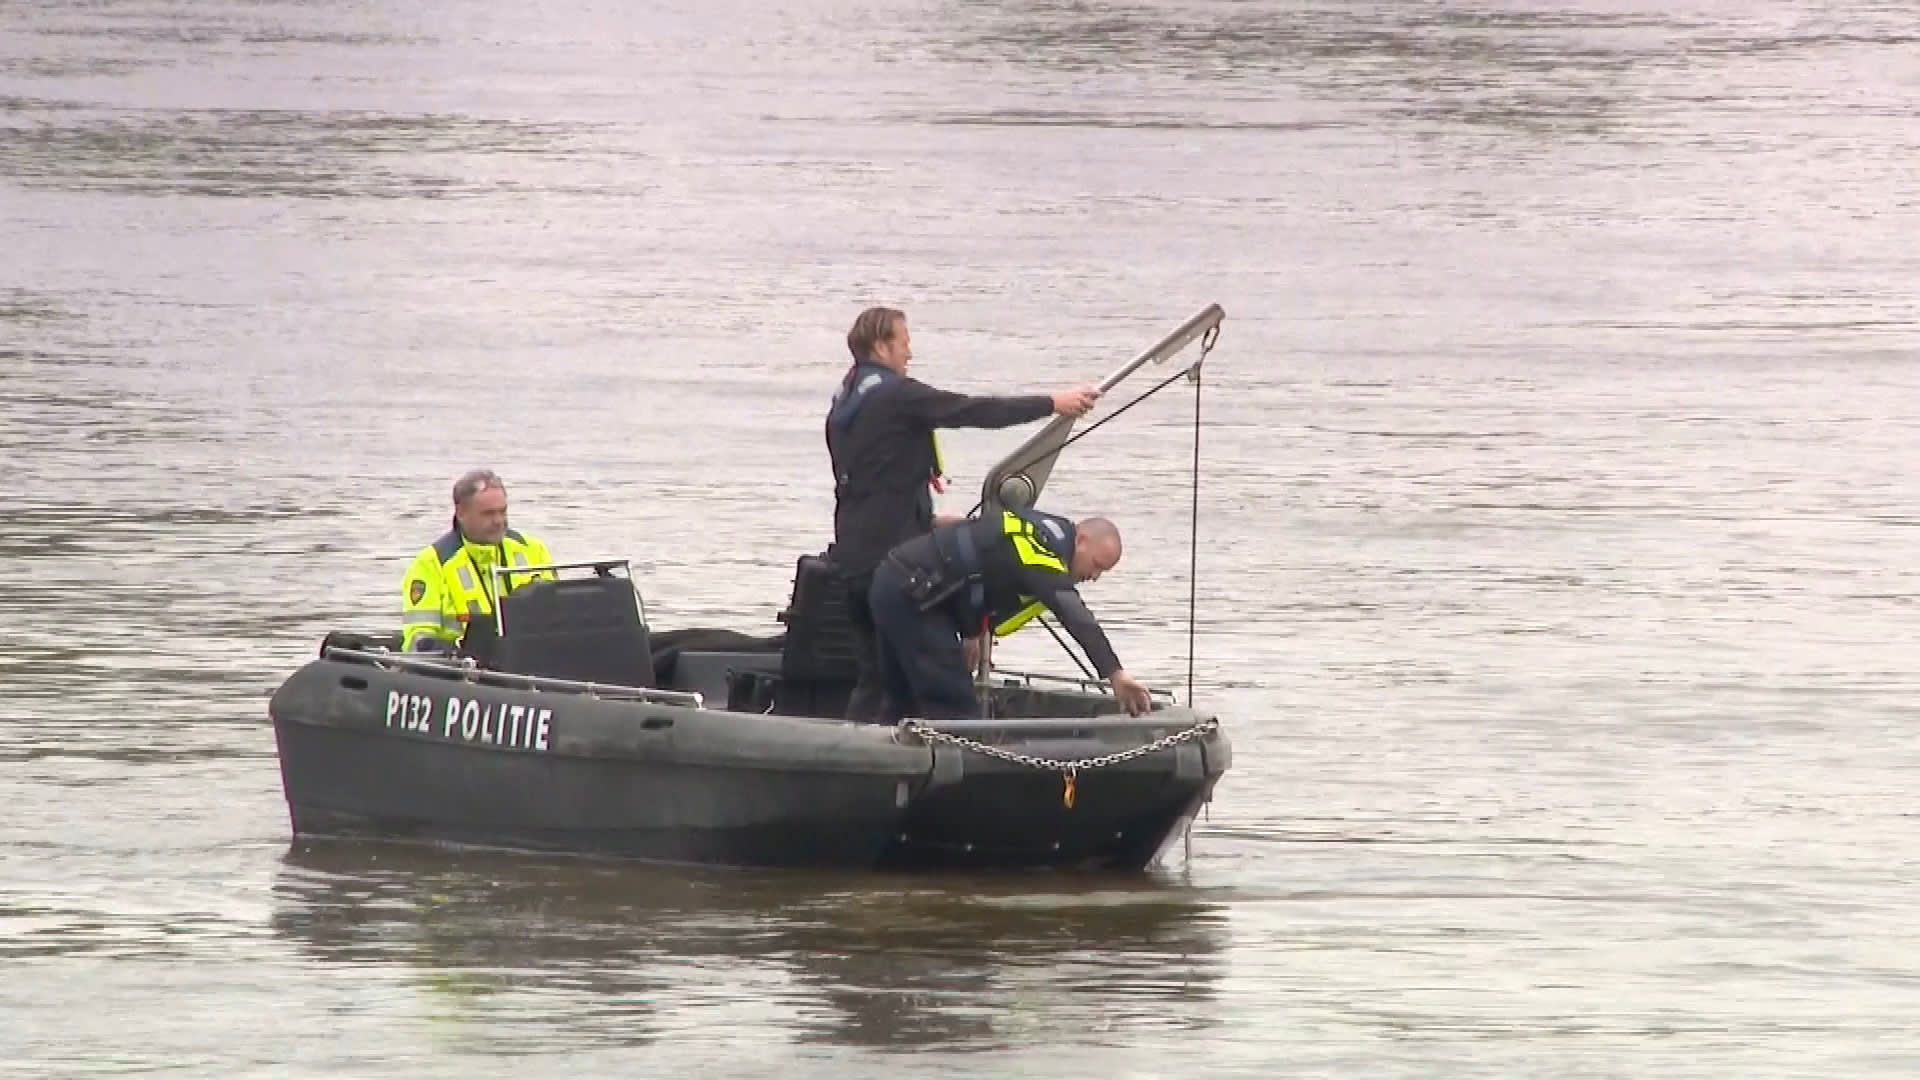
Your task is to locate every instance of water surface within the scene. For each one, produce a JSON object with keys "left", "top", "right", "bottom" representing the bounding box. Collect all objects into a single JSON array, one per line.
[{"left": 4, "top": 0, "right": 1919, "bottom": 1076}]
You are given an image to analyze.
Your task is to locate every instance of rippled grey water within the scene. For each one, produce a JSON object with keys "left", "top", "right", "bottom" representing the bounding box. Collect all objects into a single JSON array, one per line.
[{"left": 5, "top": 0, "right": 1919, "bottom": 1075}]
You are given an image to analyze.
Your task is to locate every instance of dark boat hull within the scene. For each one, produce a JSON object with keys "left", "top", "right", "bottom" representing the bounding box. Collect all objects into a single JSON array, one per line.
[
  {"left": 883, "top": 735, "right": 1218, "bottom": 872},
  {"left": 268, "top": 649, "right": 1231, "bottom": 873},
  {"left": 269, "top": 656, "right": 928, "bottom": 869}
]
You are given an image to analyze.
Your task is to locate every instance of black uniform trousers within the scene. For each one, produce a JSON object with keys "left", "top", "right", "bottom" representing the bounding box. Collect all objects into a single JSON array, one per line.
[
  {"left": 865, "top": 560, "right": 981, "bottom": 723},
  {"left": 840, "top": 564, "right": 890, "bottom": 723}
]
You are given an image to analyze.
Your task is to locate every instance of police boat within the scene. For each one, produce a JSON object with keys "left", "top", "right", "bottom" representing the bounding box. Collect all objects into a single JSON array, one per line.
[{"left": 268, "top": 304, "right": 1233, "bottom": 873}]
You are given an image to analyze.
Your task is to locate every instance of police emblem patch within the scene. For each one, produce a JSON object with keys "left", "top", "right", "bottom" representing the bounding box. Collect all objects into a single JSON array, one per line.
[{"left": 408, "top": 579, "right": 426, "bottom": 604}]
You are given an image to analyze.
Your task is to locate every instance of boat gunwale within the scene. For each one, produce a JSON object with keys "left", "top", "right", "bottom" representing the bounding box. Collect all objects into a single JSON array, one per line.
[
  {"left": 313, "top": 644, "right": 1222, "bottom": 739},
  {"left": 319, "top": 644, "right": 708, "bottom": 709}
]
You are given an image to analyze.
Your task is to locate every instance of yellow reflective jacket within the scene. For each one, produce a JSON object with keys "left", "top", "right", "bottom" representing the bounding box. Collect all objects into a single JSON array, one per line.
[
  {"left": 400, "top": 527, "right": 555, "bottom": 651},
  {"left": 986, "top": 508, "right": 1071, "bottom": 638}
]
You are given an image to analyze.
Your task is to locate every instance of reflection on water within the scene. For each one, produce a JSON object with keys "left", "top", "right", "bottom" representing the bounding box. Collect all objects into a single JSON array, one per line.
[
  {"left": 0, "top": 0, "right": 558, "bottom": 199},
  {"left": 0, "top": 288, "right": 80, "bottom": 365},
  {"left": 927, "top": 1, "right": 1920, "bottom": 142},
  {"left": 2, "top": 0, "right": 427, "bottom": 74},
  {"left": 937, "top": 2, "right": 1662, "bottom": 126},
  {"left": 0, "top": 287, "right": 71, "bottom": 324},
  {"left": 0, "top": 106, "right": 571, "bottom": 199},
  {"left": 269, "top": 841, "right": 1229, "bottom": 1053}
]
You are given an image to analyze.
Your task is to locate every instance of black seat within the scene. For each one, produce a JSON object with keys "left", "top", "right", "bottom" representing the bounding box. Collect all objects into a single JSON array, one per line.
[
  {"left": 777, "top": 551, "right": 859, "bottom": 682},
  {"left": 757, "top": 551, "right": 861, "bottom": 717},
  {"left": 485, "top": 574, "right": 656, "bottom": 688}
]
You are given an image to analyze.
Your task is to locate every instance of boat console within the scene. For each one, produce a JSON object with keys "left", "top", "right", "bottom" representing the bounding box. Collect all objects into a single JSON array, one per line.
[{"left": 468, "top": 560, "right": 659, "bottom": 687}]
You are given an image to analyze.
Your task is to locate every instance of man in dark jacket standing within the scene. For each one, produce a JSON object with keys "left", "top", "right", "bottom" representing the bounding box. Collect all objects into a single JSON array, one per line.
[{"left": 826, "top": 305, "right": 1099, "bottom": 722}]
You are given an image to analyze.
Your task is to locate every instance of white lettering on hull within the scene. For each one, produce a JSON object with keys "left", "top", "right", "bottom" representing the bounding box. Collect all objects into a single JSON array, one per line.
[{"left": 386, "top": 690, "right": 552, "bottom": 752}]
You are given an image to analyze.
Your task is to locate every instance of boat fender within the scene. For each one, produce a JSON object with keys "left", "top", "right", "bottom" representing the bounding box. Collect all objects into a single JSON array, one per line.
[
  {"left": 927, "top": 741, "right": 965, "bottom": 789},
  {"left": 1174, "top": 740, "right": 1204, "bottom": 783},
  {"left": 1203, "top": 730, "right": 1232, "bottom": 775}
]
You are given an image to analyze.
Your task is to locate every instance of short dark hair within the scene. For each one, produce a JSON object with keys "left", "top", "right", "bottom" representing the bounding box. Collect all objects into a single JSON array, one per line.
[{"left": 847, "top": 306, "right": 904, "bottom": 361}]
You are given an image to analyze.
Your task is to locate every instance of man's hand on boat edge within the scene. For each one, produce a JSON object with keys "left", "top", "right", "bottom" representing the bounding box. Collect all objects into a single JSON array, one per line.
[{"left": 1110, "top": 668, "right": 1152, "bottom": 716}]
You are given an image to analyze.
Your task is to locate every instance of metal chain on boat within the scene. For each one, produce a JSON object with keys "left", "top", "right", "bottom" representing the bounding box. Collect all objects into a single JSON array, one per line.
[{"left": 900, "top": 716, "right": 1220, "bottom": 808}]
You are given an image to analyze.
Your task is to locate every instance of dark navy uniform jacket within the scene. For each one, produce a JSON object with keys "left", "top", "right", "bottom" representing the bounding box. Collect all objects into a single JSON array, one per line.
[
  {"left": 885, "top": 507, "right": 1125, "bottom": 680},
  {"left": 825, "top": 361, "right": 1052, "bottom": 577}
]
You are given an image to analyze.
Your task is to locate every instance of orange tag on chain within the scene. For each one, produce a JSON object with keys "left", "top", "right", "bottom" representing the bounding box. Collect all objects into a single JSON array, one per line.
[{"left": 1062, "top": 769, "right": 1077, "bottom": 809}]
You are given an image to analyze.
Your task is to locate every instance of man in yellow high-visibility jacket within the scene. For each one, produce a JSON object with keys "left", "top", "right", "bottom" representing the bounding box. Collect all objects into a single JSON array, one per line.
[{"left": 400, "top": 468, "right": 556, "bottom": 653}]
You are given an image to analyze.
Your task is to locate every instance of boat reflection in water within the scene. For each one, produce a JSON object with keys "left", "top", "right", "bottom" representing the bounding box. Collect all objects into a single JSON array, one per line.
[{"left": 268, "top": 839, "right": 1230, "bottom": 1051}]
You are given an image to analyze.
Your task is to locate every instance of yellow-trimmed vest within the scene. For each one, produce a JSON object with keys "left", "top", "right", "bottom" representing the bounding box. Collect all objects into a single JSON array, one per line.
[
  {"left": 986, "top": 508, "right": 1072, "bottom": 638},
  {"left": 400, "top": 527, "right": 556, "bottom": 651}
]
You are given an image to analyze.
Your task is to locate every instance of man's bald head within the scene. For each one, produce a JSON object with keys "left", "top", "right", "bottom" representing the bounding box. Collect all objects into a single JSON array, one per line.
[{"left": 1070, "top": 516, "right": 1122, "bottom": 583}]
